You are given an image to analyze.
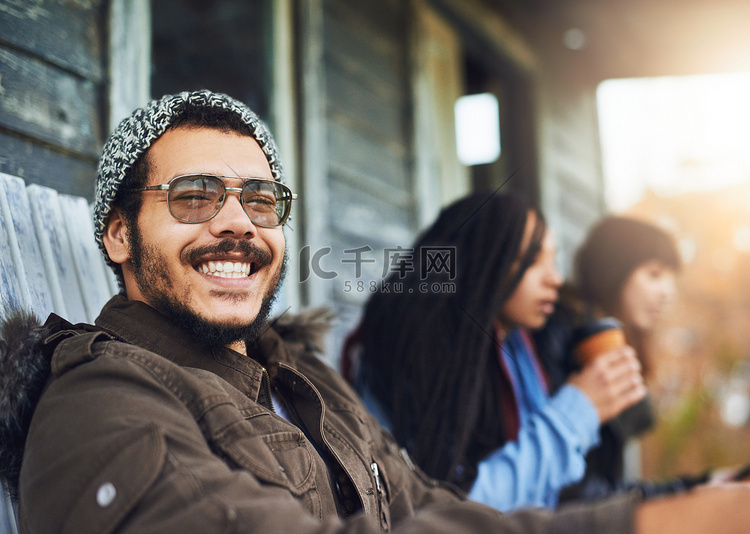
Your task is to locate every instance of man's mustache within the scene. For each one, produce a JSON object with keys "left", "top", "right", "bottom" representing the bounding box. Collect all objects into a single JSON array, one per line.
[{"left": 184, "top": 239, "right": 273, "bottom": 267}]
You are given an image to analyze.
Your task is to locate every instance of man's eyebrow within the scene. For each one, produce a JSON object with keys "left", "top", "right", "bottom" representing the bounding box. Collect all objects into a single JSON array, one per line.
[
  {"left": 165, "top": 172, "right": 274, "bottom": 180},
  {"left": 225, "top": 162, "right": 242, "bottom": 178}
]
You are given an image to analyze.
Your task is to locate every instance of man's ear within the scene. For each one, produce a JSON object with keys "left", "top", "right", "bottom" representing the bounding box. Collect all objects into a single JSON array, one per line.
[{"left": 102, "top": 207, "right": 131, "bottom": 265}]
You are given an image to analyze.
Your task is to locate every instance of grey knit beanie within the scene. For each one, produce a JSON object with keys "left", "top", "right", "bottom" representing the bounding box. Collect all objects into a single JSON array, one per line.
[{"left": 93, "top": 89, "right": 284, "bottom": 267}]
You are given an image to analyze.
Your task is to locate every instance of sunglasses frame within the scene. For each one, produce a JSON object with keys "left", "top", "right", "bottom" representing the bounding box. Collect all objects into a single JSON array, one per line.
[{"left": 131, "top": 174, "right": 297, "bottom": 227}]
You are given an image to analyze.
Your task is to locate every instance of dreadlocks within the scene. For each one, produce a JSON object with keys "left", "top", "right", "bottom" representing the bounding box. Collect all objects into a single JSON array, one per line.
[{"left": 357, "top": 191, "right": 546, "bottom": 489}]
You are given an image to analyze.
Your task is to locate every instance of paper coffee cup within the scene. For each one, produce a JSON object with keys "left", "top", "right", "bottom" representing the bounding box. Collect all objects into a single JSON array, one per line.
[{"left": 573, "top": 318, "right": 626, "bottom": 366}]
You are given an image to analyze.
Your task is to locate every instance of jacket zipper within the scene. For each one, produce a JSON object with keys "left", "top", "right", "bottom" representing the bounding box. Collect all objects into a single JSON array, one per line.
[
  {"left": 260, "top": 367, "right": 276, "bottom": 413},
  {"left": 370, "top": 461, "right": 382, "bottom": 494},
  {"left": 278, "top": 364, "right": 367, "bottom": 513},
  {"left": 370, "top": 460, "right": 389, "bottom": 531}
]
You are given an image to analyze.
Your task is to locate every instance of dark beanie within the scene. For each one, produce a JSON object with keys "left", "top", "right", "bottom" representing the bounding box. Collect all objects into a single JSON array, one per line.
[{"left": 574, "top": 216, "right": 681, "bottom": 314}]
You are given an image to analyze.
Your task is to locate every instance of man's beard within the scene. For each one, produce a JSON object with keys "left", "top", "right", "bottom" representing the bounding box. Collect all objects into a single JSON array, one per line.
[{"left": 128, "top": 224, "right": 287, "bottom": 348}]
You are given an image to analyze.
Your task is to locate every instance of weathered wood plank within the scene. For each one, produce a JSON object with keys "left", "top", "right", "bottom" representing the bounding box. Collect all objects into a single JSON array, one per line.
[
  {"left": 109, "top": 0, "right": 151, "bottom": 128},
  {"left": 0, "top": 178, "right": 27, "bottom": 317},
  {"left": 327, "top": 163, "right": 411, "bottom": 210},
  {"left": 0, "top": 48, "right": 102, "bottom": 158},
  {"left": 326, "top": 67, "right": 407, "bottom": 147},
  {"left": 58, "top": 194, "right": 115, "bottom": 320},
  {"left": 328, "top": 174, "right": 414, "bottom": 246},
  {"left": 298, "top": 0, "right": 334, "bottom": 307},
  {"left": 27, "top": 184, "right": 88, "bottom": 323},
  {"left": 0, "top": 173, "right": 54, "bottom": 319},
  {"left": 151, "top": 0, "right": 270, "bottom": 117},
  {"left": 327, "top": 118, "right": 410, "bottom": 191},
  {"left": 0, "top": 131, "right": 97, "bottom": 198},
  {"left": 324, "top": 7, "right": 403, "bottom": 91},
  {"left": 324, "top": 0, "right": 403, "bottom": 43},
  {"left": 0, "top": 0, "right": 104, "bottom": 80},
  {"left": 323, "top": 0, "right": 407, "bottom": 146},
  {"left": 0, "top": 481, "right": 18, "bottom": 534}
]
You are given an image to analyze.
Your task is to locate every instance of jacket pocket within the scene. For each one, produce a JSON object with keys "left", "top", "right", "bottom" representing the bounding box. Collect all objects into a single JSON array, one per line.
[
  {"left": 214, "top": 428, "right": 316, "bottom": 496},
  {"left": 61, "top": 425, "right": 166, "bottom": 534}
]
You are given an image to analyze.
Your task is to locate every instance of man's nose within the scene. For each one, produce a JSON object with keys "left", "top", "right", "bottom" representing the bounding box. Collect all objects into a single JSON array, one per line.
[{"left": 208, "top": 193, "right": 257, "bottom": 237}]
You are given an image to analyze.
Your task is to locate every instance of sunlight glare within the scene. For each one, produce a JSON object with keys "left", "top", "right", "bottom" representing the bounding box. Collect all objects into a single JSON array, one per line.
[{"left": 598, "top": 72, "right": 750, "bottom": 212}]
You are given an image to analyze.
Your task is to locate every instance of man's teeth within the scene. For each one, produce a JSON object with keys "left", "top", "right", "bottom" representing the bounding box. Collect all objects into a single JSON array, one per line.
[{"left": 198, "top": 261, "right": 252, "bottom": 278}]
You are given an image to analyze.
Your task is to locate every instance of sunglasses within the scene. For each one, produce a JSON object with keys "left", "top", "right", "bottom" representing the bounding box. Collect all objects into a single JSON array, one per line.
[{"left": 131, "top": 174, "right": 297, "bottom": 227}]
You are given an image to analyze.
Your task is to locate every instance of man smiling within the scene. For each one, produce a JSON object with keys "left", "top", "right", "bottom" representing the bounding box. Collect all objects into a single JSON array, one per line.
[
  {"left": 2, "top": 90, "right": 750, "bottom": 533},
  {"left": 105, "top": 122, "right": 288, "bottom": 350}
]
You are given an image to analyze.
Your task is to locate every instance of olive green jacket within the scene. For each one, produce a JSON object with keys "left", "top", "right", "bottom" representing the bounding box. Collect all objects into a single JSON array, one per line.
[{"left": 6, "top": 296, "right": 637, "bottom": 533}]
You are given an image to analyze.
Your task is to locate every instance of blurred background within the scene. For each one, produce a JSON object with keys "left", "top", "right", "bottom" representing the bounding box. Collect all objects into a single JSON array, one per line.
[
  {"left": 599, "top": 74, "right": 750, "bottom": 480},
  {"left": 2, "top": 0, "right": 750, "bottom": 483}
]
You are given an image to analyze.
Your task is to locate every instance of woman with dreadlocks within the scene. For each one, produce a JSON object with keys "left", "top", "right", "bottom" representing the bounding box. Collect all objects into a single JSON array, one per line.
[{"left": 344, "top": 191, "right": 646, "bottom": 512}]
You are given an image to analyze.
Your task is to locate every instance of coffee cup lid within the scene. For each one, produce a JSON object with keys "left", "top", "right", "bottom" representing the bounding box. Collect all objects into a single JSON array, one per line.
[{"left": 571, "top": 317, "right": 623, "bottom": 346}]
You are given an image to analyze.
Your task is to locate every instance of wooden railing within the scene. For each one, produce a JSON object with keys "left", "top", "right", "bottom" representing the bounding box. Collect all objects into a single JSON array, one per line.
[
  {"left": 0, "top": 172, "right": 118, "bottom": 532},
  {"left": 0, "top": 172, "right": 117, "bottom": 323}
]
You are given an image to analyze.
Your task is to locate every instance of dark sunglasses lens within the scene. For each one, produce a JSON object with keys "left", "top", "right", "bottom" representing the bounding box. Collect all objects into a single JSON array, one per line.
[
  {"left": 241, "top": 181, "right": 291, "bottom": 226},
  {"left": 168, "top": 175, "right": 224, "bottom": 222}
]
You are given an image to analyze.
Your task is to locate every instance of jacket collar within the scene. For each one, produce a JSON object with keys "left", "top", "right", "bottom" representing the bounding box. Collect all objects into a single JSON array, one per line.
[{"left": 94, "top": 295, "right": 296, "bottom": 399}]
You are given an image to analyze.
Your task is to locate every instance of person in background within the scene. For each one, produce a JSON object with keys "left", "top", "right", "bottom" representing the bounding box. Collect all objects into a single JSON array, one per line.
[
  {"left": 346, "top": 191, "right": 647, "bottom": 512},
  {"left": 577, "top": 216, "right": 680, "bottom": 379},
  {"left": 534, "top": 216, "right": 690, "bottom": 502}
]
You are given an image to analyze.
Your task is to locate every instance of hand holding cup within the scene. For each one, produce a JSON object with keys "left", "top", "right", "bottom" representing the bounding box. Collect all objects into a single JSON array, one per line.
[
  {"left": 574, "top": 317, "right": 627, "bottom": 366},
  {"left": 568, "top": 318, "right": 648, "bottom": 423}
]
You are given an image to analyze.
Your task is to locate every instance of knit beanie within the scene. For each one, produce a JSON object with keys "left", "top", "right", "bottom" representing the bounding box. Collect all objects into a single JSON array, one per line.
[
  {"left": 93, "top": 89, "right": 284, "bottom": 268},
  {"left": 574, "top": 216, "right": 681, "bottom": 314}
]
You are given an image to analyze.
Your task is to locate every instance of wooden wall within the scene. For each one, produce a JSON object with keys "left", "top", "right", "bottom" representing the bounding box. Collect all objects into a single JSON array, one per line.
[
  {"left": 0, "top": 0, "right": 107, "bottom": 199},
  {"left": 538, "top": 80, "right": 605, "bottom": 277},
  {"left": 151, "top": 0, "right": 270, "bottom": 118},
  {"left": 534, "top": 31, "right": 608, "bottom": 277},
  {"left": 298, "top": 0, "right": 418, "bottom": 365}
]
